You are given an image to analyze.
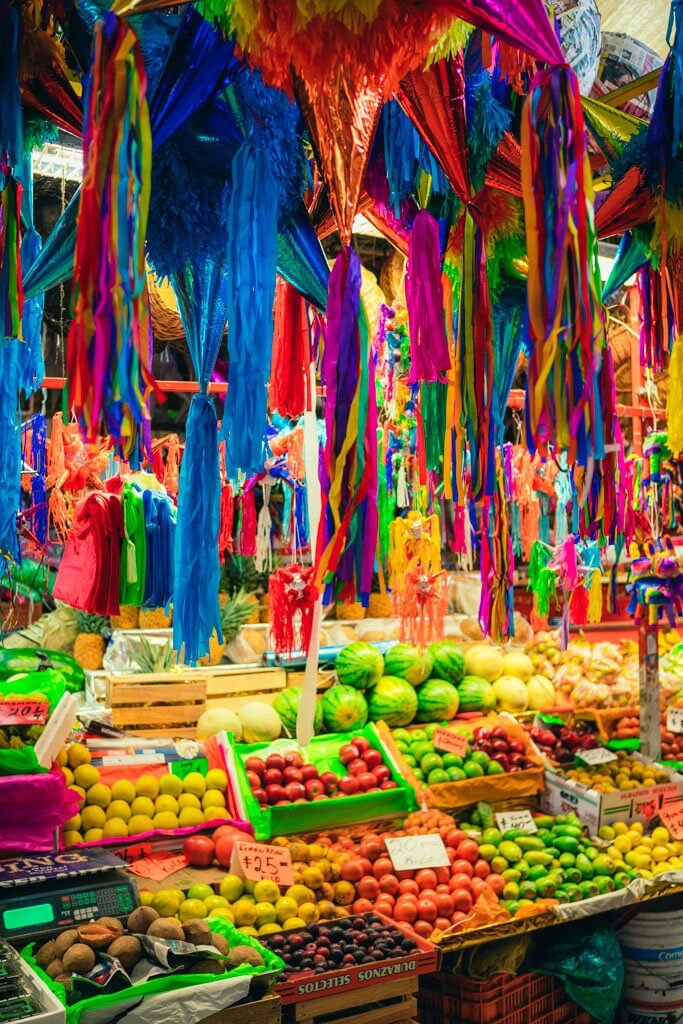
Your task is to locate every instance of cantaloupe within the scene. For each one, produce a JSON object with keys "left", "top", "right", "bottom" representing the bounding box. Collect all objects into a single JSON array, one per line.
[
  {"left": 196, "top": 708, "right": 243, "bottom": 741},
  {"left": 492, "top": 675, "right": 529, "bottom": 713},
  {"left": 501, "top": 651, "right": 534, "bottom": 682},
  {"left": 464, "top": 644, "right": 504, "bottom": 682},
  {"left": 239, "top": 702, "right": 282, "bottom": 743},
  {"left": 526, "top": 675, "right": 556, "bottom": 711}
]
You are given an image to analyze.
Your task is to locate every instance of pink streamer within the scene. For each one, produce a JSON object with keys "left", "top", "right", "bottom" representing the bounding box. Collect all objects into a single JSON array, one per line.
[{"left": 405, "top": 210, "right": 450, "bottom": 383}]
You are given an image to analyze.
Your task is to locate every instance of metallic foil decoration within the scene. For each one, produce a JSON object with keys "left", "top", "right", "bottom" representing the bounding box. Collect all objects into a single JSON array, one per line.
[
  {"left": 21, "top": 69, "right": 82, "bottom": 138},
  {"left": 277, "top": 202, "right": 330, "bottom": 311},
  {"left": 581, "top": 95, "right": 645, "bottom": 165},
  {"left": 595, "top": 165, "right": 655, "bottom": 238},
  {"left": 486, "top": 131, "right": 522, "bottom": 197},
  {"left": 295, "top": 68, "right": 383, "bottom": 246},
  {"left": 439, "top": 0, "right": 564, "bottom": 66},
  {"left": 397, "top": 56, "right": 469, "bottom": 203}
]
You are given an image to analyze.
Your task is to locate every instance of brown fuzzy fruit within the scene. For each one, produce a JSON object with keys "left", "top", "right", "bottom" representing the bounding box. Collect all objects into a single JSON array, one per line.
[
  {"left": 227, "top": 945, "right": 264, "bottom": 968},
  {"left": 54, "top": 974, "right": 72, "bottom": 991},
  {"left": 35, "top": 941, "right": 56, "bottom": 970},
  {"left": 127, "top": 906, "right": 159, "bottom": 935},
  {"left": 77, "top": 922, "right": 119, "bottom": 951},
  {"left": 54, "top": 929, "right": 79, "bottom": 959},
  {"left": 96, "top": 917, "right": 125, "bottom": 938},
  {"left": 107, "top": 936, "right": 143, "bottom": 971},
  {"left": 188, "top": 959, "right": 225, "bottom": 975},
  {"left": 147, "top": 919, "right": 184, "bottom": 941},
  {"left": 46, "top": 959, "right": 64, "bottom": 980},
  {"left": 210, "top": 933, "right": 230, "bottom": 956},
  {"left": 62, "top": 943, "right": 96, "bottom": 975},
  {"left": 182, "top": 920, "right": 212, "bottom": 946}
]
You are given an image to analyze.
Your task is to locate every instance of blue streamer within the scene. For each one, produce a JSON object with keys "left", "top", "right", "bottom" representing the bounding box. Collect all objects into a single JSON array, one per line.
[
  {"left": 21, "top": 413, "right": 47, "bottom": 546},
  {"left": 0, "top": 338, "right": 21, "bottom": 563}
]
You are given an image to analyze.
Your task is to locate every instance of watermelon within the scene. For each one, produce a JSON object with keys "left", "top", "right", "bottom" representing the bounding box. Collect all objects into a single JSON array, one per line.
[
  {"left": 368, "top": 676, "right": 418, "bottom": 727},
  {"left": 336, "top": 642, "right": 384, "bottom": 690},
  {"left": 321, "top": 685, "right": 368, "bottom": 732},
  {"left": 457, "top": 675, "right": 497, "bottom": 712},
  {"left": 273, "top": 687, "right": 323, "bottom": 736},
  {"left": 383, "top": 644, "right": 433, "bottom": 686},
  {"left": 428, "top": 641, "right": 466, "bottom": 685},
  {"left": 416, "top": 679, "right": 460, "bottom": 722}
]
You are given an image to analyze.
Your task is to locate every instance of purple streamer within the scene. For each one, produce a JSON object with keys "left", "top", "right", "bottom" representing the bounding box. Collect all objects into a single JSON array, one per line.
[{"left": 405, "top": 210, "right": 450, "bottom": 383}]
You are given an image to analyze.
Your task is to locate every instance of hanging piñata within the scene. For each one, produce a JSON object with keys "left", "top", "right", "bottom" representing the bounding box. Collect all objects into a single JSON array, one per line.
[
  {"left": 389, "top": 509, "right": 447, "bottom": 646},
  {"left": 268, "top": 563, "right": 317, "bottom": 656}
]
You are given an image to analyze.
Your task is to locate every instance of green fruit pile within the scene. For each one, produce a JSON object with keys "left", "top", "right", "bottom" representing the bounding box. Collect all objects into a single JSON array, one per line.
[
  {"left": 463, "top": 805, "right": 638, "bottom": 915},
  {"left": 391, "top": 723, "right": 534, "bottom": 785}
]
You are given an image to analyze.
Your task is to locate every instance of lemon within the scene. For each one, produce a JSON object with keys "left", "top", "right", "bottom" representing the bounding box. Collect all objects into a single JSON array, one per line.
[
  {"left": 64, "top": 812, "right": 81, "bottom": 832},
  {"left": 56, "top": 747, "right": 68, "bottom": 767},
  {"left": 652, "top": 845, "right": 670, "bottom": 863},
  {"left": 219, "top": 874, "right": 244, "bottom": 902},
  {"left": 205, "top": 769, "right": 227, "bottom": 793},
  {"left": 107, "top": 800, "right": 132, "bottom": 823},
  {"left": 630, "top": 821, "right": 644, "bottom": 834},
  {"left": 178, "top": 807, "right": 204, "bottom": 827},
  {"left": 254, "top": 902, "right": 277, "bottom": 926},
  {"left": 131, "top": 796, "right": 155, "bottom": 817},
  {"left": 183, "top": 772, "right": 206, "bottom": 797},
  {"left": 67, "top": 743, "right": 91, "bottom": 769},
  {"left": 298, "top": 902, "right": 319, "bottom": 924},
  {"left": 238, "top": 926, "right": 259, "bottom": 937},
  {"left": 202, "top": 790, "right": 226, "bottom": 810},
  {"left": 61, "top": 767, "right": 74, "bottom": 787},
  {"left": 179, "top": 898, "right": 208, "bottom": 921},
  {"left": 258, "top": 923, "right": 281, "bottom": 935},
  {"left": 84, "top": 828, "right": 103, "bottom": 842},
  {"left": 188, "top": 883, "right": 214, "bottom": 902},
  {"left": 204, "top": 896, "right": 229, "bottom": 912},
  {"left": 203, "top": 807, "right": 225, "bottom": 823},
  {"left": 102, "top": 818, "right": 129, "bottom": 838},
  {"left": 153, "top": 811, "right": 179, "bottom": 830},
  {"left": 74, "top": 764, "right": 100, "bottom": 790},
  {"left": 598, "top": 825, "right": 615, "bottom": 842},
  {"left": 613, "top": 821, "right": 628, "bottom": 836},
  {"left": 69, "top": 785, "right": 86, "bottom": 808},
  {"left": 632, "top": 852, "right": 651, "bottom": 870},
  {"left": 275, "top": 896, "right": 298, "bottom": 923},
  {"left": 614, "top": 835, "right": 632, "bottom": 854},
  {"left": 652, "top": 827, "right": 671, "bottom": 845},
  {"left": 136, "top": 775, "right": 160, "bottom": 799},
  {"left": 244, "top": 880, "right": 257, "bottom": 895},
  {"left": 155, "top": 795, "right": 180, "bottom": 815},
  {"left": 233, "top": 900, "right": 258, "bottom": 927},
  {"left": 128, "top": 814, "right": 154, "bottom": 834},
  {"left": 111, "top": 780, "right": 136, "bottom": 803},
  {"left": 140, "top": 890, "right": 154, "bottom": 906},
  {"left": 283, "top": 917, "right": 306, "bottom": 930},
  {"left": 207, "top": 907, "right": 235, "bottom": 923},
  {"left": 253, "top": 880, "right": 279, "bottom": 904},
  {"left": 178, "top": 793, "right": 201, "bottom": 810},
  {"left": 152, "top": 891, "right": 181, "bottom": 917},
  {"left": 86, "top": 783, "right": 112, "bottom": 808},
  {"left": 159, "top": 774, "right": 183, "bottom": 797},
  {"left": 63, "top": 830, "right": 83, "bottom": 846},
  {"left": 285, "top": 884, "right": 313, "bottom": 906}
]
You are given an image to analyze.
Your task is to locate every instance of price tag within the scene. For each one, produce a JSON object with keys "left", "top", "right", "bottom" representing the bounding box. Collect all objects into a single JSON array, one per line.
[
  {"left": 115, "top": 842, "right": 153, "bottom": 864},
  {"left": 666, "top": 708, "right": 683, "bottom": 734},
  {"left": 658, "top": 802, "right": 683, "bottom": 840},
  {"left": 230, "top": 839, "right": 294, "bottom": 886},
  {"left": 576, "top": 747, "right": 618, "bottom": 766},
  {"left": 171, "top": 757, "right": 208, "bottom": 780},
  {"left": 495, "top": 809, "right": 538, "bottom": 834},
  {"left": 128, "top": 853, "right": 188, "bottom": 882},
  {"left": 534, "top": 713, "right": 565, "bottom": 728},
  {"left": 385, "top": 834, "right": 450, "bottom": 871},
  {"left": 432, "top": 729, "right": 469, "bottom": 757},
  {"left": 0, "top": 700, "right": 48, "bottom": 726}
]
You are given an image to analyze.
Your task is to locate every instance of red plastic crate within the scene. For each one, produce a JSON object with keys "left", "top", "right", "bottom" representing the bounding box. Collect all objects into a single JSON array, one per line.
[{"left": 418, "top": 970, "right": 593, "bottom": 1024}]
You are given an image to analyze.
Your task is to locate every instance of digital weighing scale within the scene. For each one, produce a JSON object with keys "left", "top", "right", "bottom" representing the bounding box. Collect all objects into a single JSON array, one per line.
[{"left": 0, "top": 849, "right": 139, "bottom": 943}]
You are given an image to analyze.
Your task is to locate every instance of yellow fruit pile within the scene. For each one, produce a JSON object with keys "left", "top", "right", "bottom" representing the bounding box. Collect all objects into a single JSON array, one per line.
[
  {"left": 597, "top": 822, "right": 683, "bottom": 877},
  {"left": 60, "top": 744, "right": 231, "bottom": 845},
  {"left": 565, "top": 755, "right": 671, "bottom": 793},
  {"left": 138, "top": 838, "right": 354, "bottom": 939}
]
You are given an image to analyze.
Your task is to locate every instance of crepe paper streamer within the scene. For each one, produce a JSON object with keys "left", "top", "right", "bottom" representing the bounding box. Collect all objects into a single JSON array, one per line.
[
  {"left": 67, "top": 14, "right": 161, "bottom": 463},
  {"left": 491, "top": 292, "right": 525, "bottom": 448},
  {"left": 512, "top": 447, "right": 541, "bottom": 561},
  {"left": 221, "top": 144, "right": 278, "bottom": 478},
  {"left": 527, "top": 540, "right": 556, "bottom": 619},
  {"left": 479, "top": 452, "right": 514, "bottom": 643},
  {"left": 389, "top": 510, "right": 445, "bottom": 646},
  {"left": 268, "top": 563, "right": 317, "bottom": 657},
  {"left": 21, "top": 413, "right": 48, "bottom": 548},
  {"left": 420, "top": 382, "right": 447, "bottom": 472},
  {"left": 0, "top": 174, "right": 23, "bottom": 341},
  {"left": 406, "top": 211, "right": 450, "bottom": 384},
  {"left": 495, "top": 39, "right": 538, "bottom": 95},
  {"left": 522, "top": 66, "right": 605, "bottom": 467},
  {"left": 236, "top": 490, "right": 257, "bottom": 558},
  {"left": 0, "top": 338, "right": 21, "bottom": 565},
  {"left": 316, "top": 247, "right": 378, "bottom": 606},
  {"left": 0, "top": 6, "right": 23, "bottom": 171},
  {"left": 218, "top": 482, "right": 234, "bottom": 563},
  {"left": 639, "top": 263, "right": 675, "bottom": 373},
  {"left": 465, "top": 70, "right": 512, "bottom": 196},
  {"left": 601, "top": 231, "right": 648, "bottom": 302},
  {"left": 269, "top": 278, "right": 309, "bottom": 420}
]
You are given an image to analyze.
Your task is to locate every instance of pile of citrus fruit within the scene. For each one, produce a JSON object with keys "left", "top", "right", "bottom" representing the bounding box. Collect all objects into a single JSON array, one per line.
[
  {"left": 563, "top": 753, "right": 671, "bottom": 793},
  {"left": 597, "top": 821, "right": 683, "bottom": 876}
]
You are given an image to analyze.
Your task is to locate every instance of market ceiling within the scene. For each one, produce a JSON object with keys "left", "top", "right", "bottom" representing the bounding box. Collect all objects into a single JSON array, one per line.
[{"left": 598, "top": 0, "right": 669, "bottom": 57}]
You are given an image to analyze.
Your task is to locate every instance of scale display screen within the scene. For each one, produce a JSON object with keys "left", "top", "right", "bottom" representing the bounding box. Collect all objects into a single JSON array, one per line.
[
  {"left": 0, "top": 873, "right": 137, "bottom": 941},
  {"left": 3, "top": 904, "right": 55, "bottom": 930}
]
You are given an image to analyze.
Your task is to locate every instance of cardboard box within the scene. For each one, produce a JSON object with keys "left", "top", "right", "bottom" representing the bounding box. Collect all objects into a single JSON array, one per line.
[{"left": 541, "top": 756, "right": 683, "bottom": 833}]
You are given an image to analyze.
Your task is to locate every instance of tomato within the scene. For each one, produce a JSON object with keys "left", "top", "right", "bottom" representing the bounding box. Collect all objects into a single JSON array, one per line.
[
  {"left": 449, "top": 873, "right": 472, "bottom": 893},
  {"left": 470, "top": 877, "right": 489, "bottom": 900},
  {"left": 486, "top": 874, "right": 506, "bottom": 895},
  {"left": 374, "top": 900, "right": 395, "bottom": 919},
  {"left": 455, "top": 839, "right": 480, "bottom": 863},
  {"left": 434, "top": 916, "right": 452, "bottom": 932},
  {"left": 444, "top": 828, "right": 466, "bottom": 849},
  {"left": 398, "top": 878, "right": 420, "bottom": 897},
  {"left": 372, "top": 856, "right": 395, "bottom": 880},
  {"left": 446, "top": 847, "right": 457, "bottom": 863},
  {"left": 416, "top": 897, "right": 438, "bottom": 921},
  {"left": 359, "top": 835, "right": 384, "bottom": 861},
  {"left": 214, "top": 834, "right": 237, "bottom": 867},
  {"left": 450, "top": 911, "right": 468, "bottom": 928},
  {"left": 419, "top": 888, "right": 437, "bottom": 902},
  {"left": 357, "top": 875, "right": 380, "bottom": 900},
  {"left": 212, "top": 824, "right": 242, "bottom": 842},
  {"left": 352, "top": 898, "right": 374, "bottom": 915},
  {"left": 415, "top": 869, "right": 438, "bottom": 890},
  {"left": 394, "top": 899, "right": 417, "bottom": 924},
  {"left": 182, "top": 835, "right": 215, "bottom": 867},
  {"left": 357, "top": 857, "right": 374, "bottom": 877},
  {"left": 375, "top": 892, "right": 395, "bottom": 909},
  {"left": 473, "top": 859, "right": 491, "bottom": 879},
  {"left": 413, "top": 920, "right": 434, "bottom": 939},
  {"left": 451, "top": 888, "right": 473, "bottom": 914},
  {"left": 435, "top": 892, "right": 454, "bottom": 916},
  {"left": 340, "top": 858, "right": 364, "bottom": 882},
  {"left": 451, "top": 859, "right": 474, "bottom": 878},
  {"left": 434, "top": 866, "right": 451, "bottom": 885},
  {"left": 435, "top": 884, "right": 450, "bottom": 894},
  {"left": 379, "top": 873, "right": 399, "bottom": 895},
  {"left": 395, "top": 869, "right": 416, "bottom": 880}
]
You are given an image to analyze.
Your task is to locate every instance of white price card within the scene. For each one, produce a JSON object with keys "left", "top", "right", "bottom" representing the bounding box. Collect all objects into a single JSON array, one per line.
[
  {"left": 666, "top": 707, "right": 683, "bottom": 734},
  {"left": 385, "top": 834, "right": 450, "bottom": 871},
  {"left": 576, "top": 747, "right": 618, "bottom": 766},
  {"left": 495, "top": 810, "right": 538, "bottom": 834}
]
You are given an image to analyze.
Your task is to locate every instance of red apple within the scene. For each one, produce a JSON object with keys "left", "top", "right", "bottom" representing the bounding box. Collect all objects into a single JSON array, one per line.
[
  {"left": 252, "top": 787, "right": 267, "bottom": 804},
  {"left": 320, "top": 771, "right": 339, "bottom": 794},
  {"left": 263, "top": 768, "right": 282, "bottom": 786},
  {"left": 265, "top": 753, "right": 286, "bottom": 771},
  {"left": 353, "top": 737, "right": 371, "bottom": 753},
  {"left": 282, "top": 766, "right": 303, "bottom": 784},
  {"left": 265, "top": 784, "right": 287, "bottom": 804},
  {"left": 183, "top": 835, "right": 215, "bottom": 867},
  {"left": 284, "top": 781, "right": 307, "bottom": 801},
  {"left": 305, "top": 778, "right": 324, "bottom": 798},
  {"left": 284, "top": 751, "right": 304, "bottom": 767},
  {"left": 215, "top": 834, "right": 237, "bottom": 867},
  {"left": 246, "top": 770, "right": 262, "bottom": 789},
  {"left": 300, "top": 764, "right": 320, "bottom": 782},
  {"left": 380, "top": 780, "right": 398, "bottom": 790},
  {"left": 339, "top": 743, "right": 360, "bottom": 765},
  {"left": 357, "top": 772, "right": 376, "bottom": 791},
  {"left": 339, "top": 775, "right": 360, "bottom": 795},
  {"left": 373, "top": 764, "right": 392, "bottom": 785},
  {"left": 312, "top": 793, "right": 329, "bottom": 801},
  {"left": 348, "top": 758, "right": 367, "bottom": 776},
  {"left": 362, "top": 749, "right": 383, "bottom": 771},
  {"left": 244, "top": 756, "right": 265, "bottom": 776}
]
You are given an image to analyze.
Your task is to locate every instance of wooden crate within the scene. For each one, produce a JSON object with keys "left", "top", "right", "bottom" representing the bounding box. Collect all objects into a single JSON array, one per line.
[
  {"left": 200, "top": 993, "right": 280, "bottom": 1024},
  {"left": 204, "top": 666, "right": 288, "bottom": 713},
  {"left": 285, "top": 669, "right": 335, "bottom": 692},
  {"left": 282, "top": 978, "right": 417, "bottom": 1024}
]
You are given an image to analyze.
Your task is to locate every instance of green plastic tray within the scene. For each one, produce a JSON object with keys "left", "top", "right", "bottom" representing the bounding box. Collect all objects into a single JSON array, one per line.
[{"left": 230, "top": 722, "right": 417, "bottom": 840}]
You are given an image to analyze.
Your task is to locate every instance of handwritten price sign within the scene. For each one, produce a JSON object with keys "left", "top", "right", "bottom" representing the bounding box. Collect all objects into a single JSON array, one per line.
[
  {"left": 0, "top": 700, "right": 48, "bottom": 726},
  {"left": 576, "top": 747, "right": 617, "bottom": 766},
  {"left": 432, "top": 729, "right": 469, "bottom": 757},
  {"left": 666, "top": 708, "right": 683, "bottom": 735},
  {"left": 385, "top": 834, "right": 450, "bottom": 872},
  {"left": 658, "top": 802, "right": 683, "bottom": 840},
  {"left": 495, "top": 810, "right": 538, "bottom": 834},
  {"left": 230, "top": 839, "right": 294, "bottom": 886}
]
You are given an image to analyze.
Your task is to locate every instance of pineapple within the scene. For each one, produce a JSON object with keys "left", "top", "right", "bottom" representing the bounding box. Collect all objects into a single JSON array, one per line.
[
  {"left": 110, "top": 605, "right": 140, "bottom": 630},
  {"left": 131, "top": 636, "right": 175, "bottom": 673},
  {"left": 221, "top": 555, "right": 265, "bottom": 622},
  {"left": 73, "top": 613, "right": 108, "bottom": 670},
  {"left": 200, "top": 590, "right": 256, "bottom": 666},
  {"left": 139, "top": 607, "right": 172, "bottom": 629},
  {"left": 367, "top": 592, "right": 392, "bottom": 618}
]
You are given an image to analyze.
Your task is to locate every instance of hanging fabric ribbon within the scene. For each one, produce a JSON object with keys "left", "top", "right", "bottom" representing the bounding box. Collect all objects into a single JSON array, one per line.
[
  {"left": 0, "top": 174, "right": 22, "bottom": 341},
  {"left": 0, "top": 340, "right": 21, "bottom": 566},
  {"left": 405, "top": 210, "right": 450, "bottom": 383},
  {"left": 638, "top": 263, "right": 675, "bottom": 372},
  {"left": 67, "top": 13, "right": 160, "bottom": 463},
  {"left": 220, "top": 144, "right": 278, "bottom": 478},
  {"left": 269, "top": 278, "right": 309, "bottom": 420},
  {"left": 479, "top": 446, "right": 514, "bottom": 642}
]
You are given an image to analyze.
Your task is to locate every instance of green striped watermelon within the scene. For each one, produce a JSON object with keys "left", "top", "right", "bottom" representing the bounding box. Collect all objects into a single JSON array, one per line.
[
  {"left": 321, "top": 685, "right": 368, "bottom": 732},
  {"left": 428, "top": 641, "right": 466, "bottom": 685},
  {"left": 383, "top": 644, "right": 433, "bottom": 686},
  {"left": 273, "top": 687, "right": 323, "bottom": 736},
  {"left": 457, "top": 675, "right": 497, "bottom": 712},
  {"left": 416, "top": 679, "right": 460, "bottom": 722},
  {"left": 335, "top": 642, "right": 384, "bottom": 690},
  {"left": 368, "top": 676, "right": 418, "bottom": 727}
]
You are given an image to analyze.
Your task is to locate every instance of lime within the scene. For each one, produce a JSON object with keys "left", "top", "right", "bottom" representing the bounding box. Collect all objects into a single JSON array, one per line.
[
  {"left": 392, "top": 729, "right": 411, "bottom": 744},
  {"left": 427, "top": 768, "right": 450, "bottom": 785},
  {"left": 403, "top": 754, "right": 417, "bottom": 767},
  {"left": 447, "top": 766, "right": 467, "bottom": 781},
  {"left": 410, "top": 729, "right": 428, "bottom": 744},
  {"left": 412, "top": 742, "right": 433, "bottom": 762},
  {"left": 486, "top": 761, "right": 505, "bottom": 775},
  {"left": 470, "top": 750, "right": 490, "bottom": 768},
  {"left": 477, "top": 843, "right": 498, "bottom": 862},
  {"left": 481, "top": 828, "right": 502, "bottom": 846},
  {"left": 413, "top": 768, "right": 425, "bottom": 781},
  {"left": 502, "top": 881, "right": 520, "bottom": 900},
  {"left": 464, "top": 760, "right": 485, "bottom": 778},
  {"left": 421, "top": 752, "right": 444, "bottom": 773},
  {"left": 395, "top": 740, "right": 410, "bottom": 754},
  {"left": 424, "top": 723, "right": 439, "bottom": 739},
  {"left": 442, "top": 753, "right": 464, "bottom": 769}
]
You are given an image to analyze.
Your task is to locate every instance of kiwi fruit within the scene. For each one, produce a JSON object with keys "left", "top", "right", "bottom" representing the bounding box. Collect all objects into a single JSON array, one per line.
[
  {"left": 62, "top": 943, "right": 96, "bottom": 975},
  {"left": 210, "top": 933, "right": 230, "bottom": 956},
  {"left": 108, "top": 936, "right": 143, "bottom": 971},
  {"left": 46, "top": 959, "right": 64, "bottom": 980},
  {"left": 182, "top": 920, "right": 212, "bottom": 946},
  {"left": 187, "top": 959, "right": 225, "bottom": 975},
  {"left": 54, "top": 929, "right": 79, "bottom": 959},
  {"left": 35, "top": 941, "right": 56, "bottom": 970},
  {"left": 227, "top": 945, "right": 264, "bottom": 968},
  {"left": 147, "top": 919, "right": 184, "bottom": 941},
  {"left": 127, "top": 906, "right": 159, "bottom": 934}
]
